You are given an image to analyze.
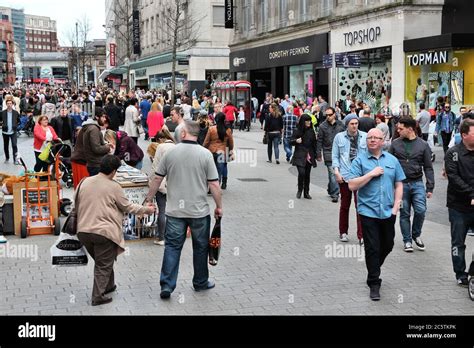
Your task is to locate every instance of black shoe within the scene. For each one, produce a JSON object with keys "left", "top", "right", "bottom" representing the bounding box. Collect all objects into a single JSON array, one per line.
[
  {"left": 369, "top": 285, "right": 381, "bottom": 301},
  {"left": 331, "top": 196, "right": 339, "bottom": 203},
  {"left": 286, "top": 157, "right": 290, "bottom": 163},
  {"left": 276, "top": 160, "right": 280, "bottom": 164},
  {"left": 457, "top": 278, "right": 468, "bottom": 287},
  {"left": 266, "top": 160, "right": 272, "bottom": 163},
  {"left": 104, "top": 285, "right": 117, "bottom": 295},
  {"left": 92, "top": 297, "right": 113, "bottom": 306},
  {"left": 221, "top": 177, "right": 227, "bottom": 190},
  {"left": 304, "top": 193, "right": 312, "bottom": 199},
  {"left": 160, "top": 289, "right": 171, "bottom": 299},
  {"left": 193, "top": 280, "right": 215, "bottom": 292},
  {"left": 296, "top": 190, "right": 302, "bottom": 199}
]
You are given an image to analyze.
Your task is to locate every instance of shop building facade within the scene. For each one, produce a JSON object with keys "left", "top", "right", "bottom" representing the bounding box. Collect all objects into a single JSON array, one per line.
[
  {"left": 329, "top": 3, "right": 443, "bottom": 114},
  {"left": 231, "top": 0, "right": 447, "bottom": 110}
]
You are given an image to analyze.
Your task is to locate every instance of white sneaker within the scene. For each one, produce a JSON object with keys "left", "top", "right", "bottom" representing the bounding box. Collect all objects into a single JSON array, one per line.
[
  {"left": 467, "top": 229, "right": 474, "bottom": 237},
  {"left": 0, "top": 235, "right": 7, "bottom": 243},
  {"left": 154, "top": 239, "right": 164, "bottom": 246},
  {"left": 340, "top": 233, "right": 348, "bottom": 242},
  {"left": 404, "top": 242, "right": 414, "bottom": 252}
]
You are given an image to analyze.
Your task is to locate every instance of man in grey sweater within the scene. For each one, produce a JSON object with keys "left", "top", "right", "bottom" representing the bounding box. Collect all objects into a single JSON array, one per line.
[{"left": 389, "top": 117, "right": 434, "bottom": 252}]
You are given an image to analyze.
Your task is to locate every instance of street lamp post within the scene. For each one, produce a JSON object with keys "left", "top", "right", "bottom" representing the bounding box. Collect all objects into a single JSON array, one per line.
[{"left": 76, "top": 22, "right": 80, "bottom": 88}]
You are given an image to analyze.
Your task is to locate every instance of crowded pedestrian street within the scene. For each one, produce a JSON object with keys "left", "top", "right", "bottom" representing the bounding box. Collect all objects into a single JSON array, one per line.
[{"left": 1, "top": 127, "right": 472, "bottom": 315}]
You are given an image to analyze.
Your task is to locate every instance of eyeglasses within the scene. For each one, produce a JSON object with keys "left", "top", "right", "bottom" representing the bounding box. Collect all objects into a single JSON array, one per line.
[
  {"left": 367, "top": 136, "right": 383, "bottom": 141},
  {"left": 326, "top": 113, "right": 334, "bottom": 116}
]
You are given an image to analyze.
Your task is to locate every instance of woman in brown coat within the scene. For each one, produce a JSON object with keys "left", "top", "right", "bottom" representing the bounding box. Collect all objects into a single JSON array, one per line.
[
  {"left": 77, "top": 155, "right": 155, "bottom": 306},
  {"left": 203, "top": 112, "right": 234, "bottom": 189}
]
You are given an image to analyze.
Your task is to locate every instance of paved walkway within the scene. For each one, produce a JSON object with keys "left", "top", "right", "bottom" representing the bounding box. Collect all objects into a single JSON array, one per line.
[{"left": 1, "top": 126, "right": 473, "bottom": 315}]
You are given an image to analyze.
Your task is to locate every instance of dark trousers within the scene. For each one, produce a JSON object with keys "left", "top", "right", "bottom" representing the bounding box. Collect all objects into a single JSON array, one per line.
[
  {"left": 34, "top": 151, "right": 49, "bottom": 173},
  {"left": 449, "top": 208, "right": 474, "bottom": 281},
  {"left": 131, "top": 136, "right": 138, "bottom": 144},
  {"left": 87, "top": 166, "right": 100, "bottom": 177},
  {"left": 421, "top": 133, "right": 428, "bottom": 141},
  {"left": 155, "top": 192, "right": 167, "bottom": 241},
  {"left": 360, "top": 214, "right": 396, "bottom": 287},
  {"left": 339, "top": 182, "right": 363, "bottom": 239},
  {"left": 239, "top": 120, "right": 246, "bottom": 131},
  {"left": 2, "top": 133, "right": 18, "bottom": 160},
  {"left": 77, "top": 233, "right": 117, "bottom": 303},
  {"left": 297, "top": 162, "right": 312, "bottom": 193},
  {"left": 441, "top": 131, "right": 452, "bottom": 154}
]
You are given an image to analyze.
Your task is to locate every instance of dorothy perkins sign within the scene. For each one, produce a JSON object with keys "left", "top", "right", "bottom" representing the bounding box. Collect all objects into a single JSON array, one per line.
[{"left": 407, "top": 50, "right": 448, "bottom": 66}]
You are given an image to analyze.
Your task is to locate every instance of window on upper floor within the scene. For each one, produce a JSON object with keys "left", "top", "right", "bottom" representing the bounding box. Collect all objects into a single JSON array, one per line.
[{"left": 213, "top": 6, "right": 224, "bottom": 27}]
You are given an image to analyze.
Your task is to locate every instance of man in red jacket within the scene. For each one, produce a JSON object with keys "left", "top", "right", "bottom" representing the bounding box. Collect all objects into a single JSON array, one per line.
[{"left": 222, "top": 100, "right": 238, "bottom": 132}]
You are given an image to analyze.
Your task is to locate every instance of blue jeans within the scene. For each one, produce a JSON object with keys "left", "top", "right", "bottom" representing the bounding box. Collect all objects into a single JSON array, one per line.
[
  {"left": 449, "top": 208, "right": 474, "bottom": 281},
  {"left": 213, "top": 152, "right": 228, "bottom": 183},
  {"left": 160, "top": 215, "right": 211, "bottom": 292},
  {"left": 283, "top": 137, "right": 292, "bottom": 161},
  {"left": 399, "top": 181, "right": 427, "bottom": 244},
  {"left": 141, "top": 117, "right": 148, "bottom": 138},
  {"left": 267, "top": 132, "right": 281, "bottom": 161},
  {"left": 326, "top": 164, "right": 339, "bottom": 197}
]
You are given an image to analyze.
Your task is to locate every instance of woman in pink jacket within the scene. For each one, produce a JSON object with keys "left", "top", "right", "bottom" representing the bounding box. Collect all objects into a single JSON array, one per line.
[
  {"left": 147, "top": 102, "right": 165, "bottom": 141},
  {"left": 33, "top": 115, "right": 58, "bottom": 172}
]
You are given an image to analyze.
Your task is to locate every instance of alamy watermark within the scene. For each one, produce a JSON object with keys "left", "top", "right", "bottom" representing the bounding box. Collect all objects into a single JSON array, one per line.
[
  {"left": 324, "top": 242, "right": 365, "bottom": 262},
  {"left": 217, "top": 148, "right": 257, "bottom": 168},
  {"left": 0, "top": 243, "right": 38, "bottom": 262}
]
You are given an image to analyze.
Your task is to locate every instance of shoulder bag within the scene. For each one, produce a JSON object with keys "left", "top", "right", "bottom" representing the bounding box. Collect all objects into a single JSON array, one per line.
[{"left": 62, "top": 179, "right": 85, "bottom": 235}]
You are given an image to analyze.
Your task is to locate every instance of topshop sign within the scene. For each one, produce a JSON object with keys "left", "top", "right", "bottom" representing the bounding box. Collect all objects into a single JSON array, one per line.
[{"left": 343, "top": 27, "right": 381, "bottom": 46}]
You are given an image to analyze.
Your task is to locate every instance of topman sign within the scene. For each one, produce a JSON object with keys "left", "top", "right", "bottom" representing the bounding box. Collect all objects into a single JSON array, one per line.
[{"left": 407, "top": 51, "right": 448, "bottom": 66}]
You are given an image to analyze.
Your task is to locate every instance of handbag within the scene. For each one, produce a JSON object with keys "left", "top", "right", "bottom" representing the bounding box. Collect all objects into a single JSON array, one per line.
[
  {"left": 137, "top": 123, "right": 145, "bottom": 134},
  {"left": 262, "top": 133, "right": 268, "bottom": 144},
  {"left": 38, "top": 142, "right": 52, "bottom": 163},
  {"left": 61, "top": 179, "right": 85, "bottom": 235}
]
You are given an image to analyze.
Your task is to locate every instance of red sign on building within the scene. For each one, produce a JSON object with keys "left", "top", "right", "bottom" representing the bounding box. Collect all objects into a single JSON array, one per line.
[{"left": 110, "top": 43, "right": 116, "bottom": 67}]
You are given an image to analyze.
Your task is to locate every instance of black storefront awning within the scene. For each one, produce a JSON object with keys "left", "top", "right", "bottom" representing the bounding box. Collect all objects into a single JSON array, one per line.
[{"left": 404, "top": 33, "right": 474, "bottom": 52}]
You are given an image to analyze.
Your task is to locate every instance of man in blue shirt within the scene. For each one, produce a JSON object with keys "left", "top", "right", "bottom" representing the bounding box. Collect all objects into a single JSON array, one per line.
[
  {"left": 282, "top": 105, "right": 298, "bottom": 162},
  {"left": 349, "top": 128, "right": 405, "bottom": 301},
  {"left": 139, "top": 95, "right": 152, "bottom": 140}
]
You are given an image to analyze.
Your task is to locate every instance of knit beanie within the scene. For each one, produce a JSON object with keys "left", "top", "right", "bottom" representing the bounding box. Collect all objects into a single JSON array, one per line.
[{"left": 344, "top": 114, "right": 359, "bottom": 127}]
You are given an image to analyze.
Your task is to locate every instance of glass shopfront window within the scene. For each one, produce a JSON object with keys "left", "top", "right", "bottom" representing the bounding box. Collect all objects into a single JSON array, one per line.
[
  {"left": 149, "top": 73, "right": 187, "bottom": 91},
  {"left": 336, "top": 47, "right": 392, "bottom": 114},
  {"left": 289, "top": 64, "right": 313, "bottom": 103},
  {"left": 405, "top": 48, "right": 474, "bottom": 114}
]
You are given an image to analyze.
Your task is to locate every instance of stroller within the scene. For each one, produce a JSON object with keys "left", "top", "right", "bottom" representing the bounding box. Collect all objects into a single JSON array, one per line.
[
  {"left": 16, "top": 114, "right": 35, "bottom": 137},
  {"left": 48, "top": 140, "right": 73, "bottom": 189}
]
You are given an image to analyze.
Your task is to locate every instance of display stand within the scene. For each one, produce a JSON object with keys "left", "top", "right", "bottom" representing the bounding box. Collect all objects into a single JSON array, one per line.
[{"left": 115, "top": 167, "right": 157, "bottom": 240}]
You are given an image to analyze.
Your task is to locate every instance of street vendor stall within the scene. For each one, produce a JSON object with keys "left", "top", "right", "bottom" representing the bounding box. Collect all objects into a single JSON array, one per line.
[{"left": 114, "top": 164, "right": 157, "bottom": 240}]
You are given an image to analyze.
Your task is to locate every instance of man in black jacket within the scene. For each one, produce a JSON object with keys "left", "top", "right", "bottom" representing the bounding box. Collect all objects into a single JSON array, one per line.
[
  {"left": 104, "top": 97, "right": 121, "bottom": 131},
  {"left": 445, "top": 119, "right": 474, "bottom": 286},
  {"left": 1, "top": 96, "right": 20, "bottom": 163},
  {"left": 50, "top": 107, "right": 74, "bottom": 145},
  {"left": 316, "top": 107, "right": 346, "bottom": 203},
  {"left": 390, "top": 117, "right": 434, "bottom": 252}
]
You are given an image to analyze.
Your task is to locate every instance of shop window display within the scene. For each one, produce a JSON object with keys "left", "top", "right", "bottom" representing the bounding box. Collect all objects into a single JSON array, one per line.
[
  {"left": 337, "top": 47, "right": 392, "bottom": 114},
  {"left": 405, "top": 49, "right": 474, "bottom": 114},
  {"left": 289, "top": 64, "right": 313, "bottom": 104}
]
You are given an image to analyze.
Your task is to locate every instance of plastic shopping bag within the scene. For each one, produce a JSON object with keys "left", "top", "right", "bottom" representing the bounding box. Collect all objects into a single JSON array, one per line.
[
  {"left": 208, "top": 217, "right": 221, "bottom": 266},
  {"left": 38, "top": 142, "right": 52, "bottom": 163},
  {"left": 50, "top": 232, "right": 88, "bottom": 266}
]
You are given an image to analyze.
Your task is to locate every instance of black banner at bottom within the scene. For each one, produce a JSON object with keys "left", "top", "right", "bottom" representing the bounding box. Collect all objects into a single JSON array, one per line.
[{"left": 0, "top": 316, "right": 473, "bottom": 346}]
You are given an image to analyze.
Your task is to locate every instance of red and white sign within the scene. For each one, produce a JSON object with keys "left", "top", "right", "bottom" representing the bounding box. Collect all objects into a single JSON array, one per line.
[{"left": 110, "top": 43, "right": 116, "bottom": 67}]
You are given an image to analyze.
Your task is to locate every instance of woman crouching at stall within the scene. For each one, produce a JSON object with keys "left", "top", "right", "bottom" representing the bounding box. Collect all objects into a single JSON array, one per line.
[
  {"left": 104, "top": 130, "right": 144, "bottom": 169},
  {"left": 291, "top": 114, "right": 317, "bottom": 199}
]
